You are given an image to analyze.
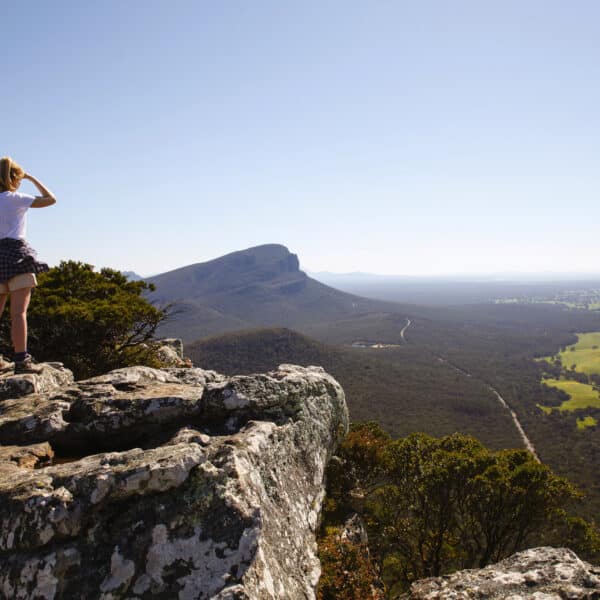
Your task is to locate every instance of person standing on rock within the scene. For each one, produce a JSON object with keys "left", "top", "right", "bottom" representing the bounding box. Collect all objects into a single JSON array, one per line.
[{"left": 0, "top": 157, "right": 56, "bottom": 374}]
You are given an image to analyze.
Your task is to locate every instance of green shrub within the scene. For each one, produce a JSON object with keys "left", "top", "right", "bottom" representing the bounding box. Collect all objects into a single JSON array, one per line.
[
  {"left": 0, "top": 260, "right": 170, "bottom": 379},
  {"left": 321, "top": 422, "right": 600, "bottom": 595}
]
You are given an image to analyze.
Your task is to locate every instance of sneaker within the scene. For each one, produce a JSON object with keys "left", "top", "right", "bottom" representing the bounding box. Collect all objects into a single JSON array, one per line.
[{"left": 14, "top": 354, "right": 44, "bottom": 375}]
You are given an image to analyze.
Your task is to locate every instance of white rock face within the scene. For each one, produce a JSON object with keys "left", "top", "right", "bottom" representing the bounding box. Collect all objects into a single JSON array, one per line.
[
  {"left": 401, "top": 547, "right": 600, "bottom": 599},
  {"left": 0, "top": 362, "right": 73, "bottom": 401},
  {"left": 0, "top": 362, "right": 349, "bottom": 599}
]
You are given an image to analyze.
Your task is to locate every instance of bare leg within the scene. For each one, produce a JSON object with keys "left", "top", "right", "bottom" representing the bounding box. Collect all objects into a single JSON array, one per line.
[
  {"left": 0, "top": 293, "right": 8, "bottom": 316},
  {"left": 10, "top": 287, "right": 32, "bottom": 354},
  {"left": 0, "top": 293, "right": 8, "bottom": 365}
]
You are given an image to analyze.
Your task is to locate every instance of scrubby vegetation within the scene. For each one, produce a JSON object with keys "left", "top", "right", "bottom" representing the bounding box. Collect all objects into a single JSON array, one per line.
[
  {"left": 317, "top": 526, "right": 385, "bottom": 600},
  {"left": 318, "top": 423, "right": 600, "bottom": 597},
  {"left": 0, "top": 261, "right": 171, "bottom": 379},
  {"left": 187, "top": 327, "right": 522, "bottom": 450}
]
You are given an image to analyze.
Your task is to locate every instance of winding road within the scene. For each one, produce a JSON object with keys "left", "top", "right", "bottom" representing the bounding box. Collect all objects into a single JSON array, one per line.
[
  {"left": 434, "top": 354, "right": 540, "bottom": 462},
  {"left": 486, "top": 385, "right": 540, "bottom": 461},
  {"left": 400, "top": 318, "right": 412, "bottom": 343},
  {"left": 397, "top": 316, "right": 539, "bottom": 461},
  {"left": 356, "top": 314, "right": 539, "bottom": 461}
]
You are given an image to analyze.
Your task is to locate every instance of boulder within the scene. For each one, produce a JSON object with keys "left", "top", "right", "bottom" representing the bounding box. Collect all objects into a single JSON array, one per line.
[
  {"left": 0, "top": 366, "right": 225, "bottom": 452},
  {"left": 153, "top": 338, "right": 192, "bottom": 368},
  {"left": 401, "top": 547, "right": 600, "bottom": 599},
  {"left": 0, "top": 362, "right": 74, "bottom": 401},
  {"left": 0, "top": 362, "right": 348, "bottom": 599},
  {"left": 0, "top": 442, "right": 54, "bottom": 469},
  {"left": 155, "top": 344, "right": 187, "bottom": 367},
  {"left": 155, "top": 338, "right": 184, "bottom": 359}
]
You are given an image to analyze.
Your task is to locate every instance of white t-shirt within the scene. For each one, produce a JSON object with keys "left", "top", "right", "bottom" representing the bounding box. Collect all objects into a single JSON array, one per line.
[{"left": 0, "top": 191, "right": 35, "bottom": 239}]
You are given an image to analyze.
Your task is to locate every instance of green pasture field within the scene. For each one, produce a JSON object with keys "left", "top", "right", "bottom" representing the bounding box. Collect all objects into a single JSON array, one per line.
[
  {"left": 559, "top": 332, "right": 600, "bottom": 375},
  {"left": 541, "top": 378, "right": 600, "bottom": 411},
  {"left": 577, "top": 416, "right": 598, "bottom": 430},
  {"left": 539, "top": 331, "right": 600, "bottom": 376}
]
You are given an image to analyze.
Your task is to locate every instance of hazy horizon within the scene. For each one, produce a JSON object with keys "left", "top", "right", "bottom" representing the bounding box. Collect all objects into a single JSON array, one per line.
[
  {"left": 135, "top": 269, "right": 600, "bottom": 282},
  {"left": 307, "top": 269, "right": 600, "bottom": 282},
  {"left": 130, "top": 242, "right": 600, "bottom": 283},
  {"left": 5, "top": 1, "right": 599, "bottom": 276}
]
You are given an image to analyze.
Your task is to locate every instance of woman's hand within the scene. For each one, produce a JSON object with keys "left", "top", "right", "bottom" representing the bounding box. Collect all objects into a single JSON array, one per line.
[{"left": 22, "top": 173, "right": 56, "bottom": 206}]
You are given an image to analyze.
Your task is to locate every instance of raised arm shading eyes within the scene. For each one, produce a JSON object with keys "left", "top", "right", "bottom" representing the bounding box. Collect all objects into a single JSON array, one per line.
[{"left": 23, "top": 173, "right": 56, "bottom": 208}]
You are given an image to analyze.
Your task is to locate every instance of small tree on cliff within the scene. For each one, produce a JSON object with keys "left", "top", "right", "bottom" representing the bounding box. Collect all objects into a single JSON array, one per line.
[
  {"left": 319, "top": 422, "right": 600, "bottom": 596},
  {"left": 0, "top": 260, "right": 170, "bottom": 379}
]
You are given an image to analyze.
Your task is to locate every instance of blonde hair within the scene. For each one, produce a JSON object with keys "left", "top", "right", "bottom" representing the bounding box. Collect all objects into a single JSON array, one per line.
[{"left": 0, "top": 157, "right": 25, "bottom": 192}]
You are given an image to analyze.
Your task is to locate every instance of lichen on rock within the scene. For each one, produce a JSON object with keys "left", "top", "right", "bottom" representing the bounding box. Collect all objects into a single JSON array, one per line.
[
  {"left": 400, "top": 547, "right": 600, "bottom": 599},
  {"left": 0, "top": 355, "right": 348, "bottom": 599}
]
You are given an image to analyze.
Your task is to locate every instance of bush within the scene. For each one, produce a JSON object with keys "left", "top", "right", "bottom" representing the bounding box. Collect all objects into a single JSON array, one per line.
[
  {"left": 322, "top": 422, "right": 600, "bottom": 595},
  {"left": 317, "top": 527, "right": 385, "bottom": 600},
  {"left": 0, "top": 260, "right": 171, "bottom": 379}
]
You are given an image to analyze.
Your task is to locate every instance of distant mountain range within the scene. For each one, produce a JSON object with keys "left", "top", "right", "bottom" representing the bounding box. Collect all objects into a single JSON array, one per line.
[
  {"left": 146, "top": 244, "right": 399, "bottom": 342},
  {"left": 310, "top": 272, "right": 600, "bottom": 306},
  {"left": 310, "top": 271, "right": 600, "bottom": 283}
]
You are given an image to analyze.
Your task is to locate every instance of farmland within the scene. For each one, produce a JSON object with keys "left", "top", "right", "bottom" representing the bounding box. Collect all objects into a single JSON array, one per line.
[{"left": 540, "top": 378, "right": 600, "bottom": 411}]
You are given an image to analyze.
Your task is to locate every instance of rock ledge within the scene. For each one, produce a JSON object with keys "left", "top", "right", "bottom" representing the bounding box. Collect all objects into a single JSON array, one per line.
[
  {"left": 0, "top": 360, "right": 348, "bottom": 599},
  {"left": 401, "top": 546, "right": 600, "bottom": 599}
]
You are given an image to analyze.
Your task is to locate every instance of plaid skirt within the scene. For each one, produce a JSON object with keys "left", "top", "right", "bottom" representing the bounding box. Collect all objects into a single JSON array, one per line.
[{"left": 0, "top": 238, "right": 50, "bottom": 283}]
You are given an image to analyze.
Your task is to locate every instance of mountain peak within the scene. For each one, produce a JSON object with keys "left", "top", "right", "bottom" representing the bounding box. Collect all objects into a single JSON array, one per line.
[
  {"left": 146, "top": 244, "right": 394, "bottom": 343},
  {"left": 149, "top": 244, "right": 300, "bottom": 284},
  {"left": 208, "top": 243, "right": 300, "bottom": 275}
]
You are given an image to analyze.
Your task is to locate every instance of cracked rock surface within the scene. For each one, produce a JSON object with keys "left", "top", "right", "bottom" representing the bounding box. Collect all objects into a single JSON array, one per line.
[
  {"left": 0, "top": 361, "right": 348, "bottom": 599},
  {"left": 400, "top": 547, "right": 600, "bottom": 599}
]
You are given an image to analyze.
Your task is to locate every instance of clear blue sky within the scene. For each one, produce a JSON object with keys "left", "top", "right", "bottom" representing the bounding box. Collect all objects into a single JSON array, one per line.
[{"left": 4, "top": 1, "right": 599, "bottom": 276}]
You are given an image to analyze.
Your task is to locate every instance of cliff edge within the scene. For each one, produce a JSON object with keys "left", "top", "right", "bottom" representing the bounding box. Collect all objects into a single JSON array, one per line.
[
  {"left": 1, "top": 351, "right": 599, "bottom": 599},
  {"left": 0, "top": 356, "right": 348, "bottom": 599}
]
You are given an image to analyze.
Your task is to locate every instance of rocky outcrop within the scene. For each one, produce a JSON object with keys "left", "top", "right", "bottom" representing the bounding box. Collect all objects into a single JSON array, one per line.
[
  {"left": 0, "top": 361, "right": 73, "bottom": 401},
  {"left": 0, "top": 358, "right": 348, "bottom": 599},
  {"left": 152, "top": 338, "right": 192, "bottom": 368},
  {"left": 400, "top": 547, "right": 600, "bottom": 599}
]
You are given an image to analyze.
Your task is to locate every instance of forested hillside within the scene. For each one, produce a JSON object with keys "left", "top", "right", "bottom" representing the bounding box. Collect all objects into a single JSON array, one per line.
[
  {"left": 188, "top": 328, "right": 522, "bottom": 450},
  {"left": 150, "top": 245, "right": 600, "bottom": 521},
  {"left": 188, "top": 301, "right": 600, "bottom": 520},
  {"left": 399, "top": 303, "right": 600, "bottom": 519}
]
